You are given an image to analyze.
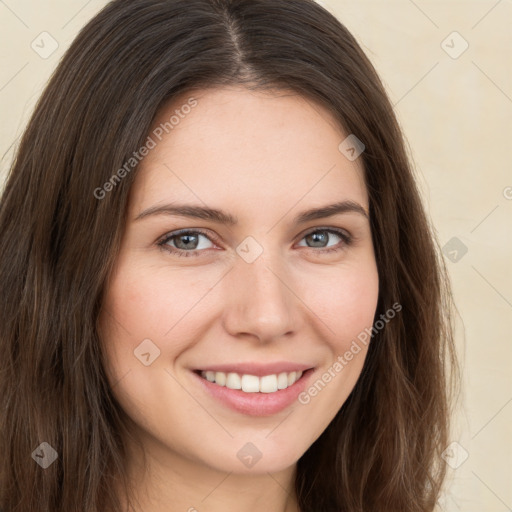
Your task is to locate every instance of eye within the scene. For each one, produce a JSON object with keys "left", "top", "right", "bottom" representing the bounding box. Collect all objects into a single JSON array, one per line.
[
  {"left": 158, "top": 229, "right": 216, "bottom": 257},
  {"left": 296, "top": 228, "right": 352, "bottom": 254},
  {"left": 157, "top": 227, "right": 353, "bottom": 257}
]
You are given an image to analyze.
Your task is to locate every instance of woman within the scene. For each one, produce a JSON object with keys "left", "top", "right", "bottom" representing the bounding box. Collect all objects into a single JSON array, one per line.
[{"left": 0, "top": 0, "right": 458, "bottom": 511}]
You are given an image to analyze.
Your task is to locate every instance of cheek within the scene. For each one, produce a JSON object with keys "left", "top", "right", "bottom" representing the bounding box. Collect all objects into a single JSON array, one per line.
[
  {"left": 299, "top": 259, "right": 379, "bottom": 347},
  {"left": 102, "top": 253, "right": 379, "bottom": 343},
  {"left": 98, "top": 262, "right": 204, "bottom": 417},
  {"left": 98, "top": 258, "right": 218, "bottom": 376},
  {"left": 100, "top": 248, "right": 379, "bottom": 369},
  {"left": 294, "top": 263, "right": 379, "bottom": 420},
  {"left": 102, "top": 260, "right": 200, "bottom": 336}
]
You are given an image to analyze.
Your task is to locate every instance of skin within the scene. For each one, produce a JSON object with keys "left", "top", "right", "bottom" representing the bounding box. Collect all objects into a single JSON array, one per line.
[{"left": 99, "top": 86, "right": 379, "bottom": 512}]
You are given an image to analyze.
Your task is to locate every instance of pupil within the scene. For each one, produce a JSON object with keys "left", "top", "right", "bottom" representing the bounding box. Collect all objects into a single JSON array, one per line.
[
  {"left": 177, "top": 234, "right": 197, "bottom": 249},
  {"left": 309, "top": 232, "right": 327, "bottom": 247}
]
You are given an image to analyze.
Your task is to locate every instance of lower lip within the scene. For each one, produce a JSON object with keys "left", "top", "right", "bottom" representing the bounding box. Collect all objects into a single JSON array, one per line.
[{"left": 192, "top": 369, "right": 314, "bottom": 416}]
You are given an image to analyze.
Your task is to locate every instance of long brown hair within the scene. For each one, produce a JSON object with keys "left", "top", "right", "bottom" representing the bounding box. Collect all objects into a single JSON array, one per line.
[{"left": 0, "top": 0, "right": 458, "bottom": 510}]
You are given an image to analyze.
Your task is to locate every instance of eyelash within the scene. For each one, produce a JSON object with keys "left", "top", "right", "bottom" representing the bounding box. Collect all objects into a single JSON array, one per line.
[{"left": 157, "top": 227, "right": 353, "bottom": 258}]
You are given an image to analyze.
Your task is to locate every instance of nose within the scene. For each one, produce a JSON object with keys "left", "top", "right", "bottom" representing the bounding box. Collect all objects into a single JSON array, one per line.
[{"left": 221, "top": 251, "right": 302, "bottom": 343}]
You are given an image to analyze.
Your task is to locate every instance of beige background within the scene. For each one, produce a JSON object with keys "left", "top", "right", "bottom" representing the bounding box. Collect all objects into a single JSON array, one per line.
[{"left": 1, "top": 1, "right": 511, "bottom": 510}]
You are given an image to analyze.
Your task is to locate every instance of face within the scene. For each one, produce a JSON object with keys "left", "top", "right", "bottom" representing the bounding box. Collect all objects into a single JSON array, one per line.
[{"left": 99, "top": 86, "right": 379, "bottom": 476}]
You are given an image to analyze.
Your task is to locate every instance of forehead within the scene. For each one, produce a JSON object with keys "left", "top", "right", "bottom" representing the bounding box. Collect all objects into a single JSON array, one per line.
[{"left": 130, "top": 86, "right": 368, "bottom": 221}]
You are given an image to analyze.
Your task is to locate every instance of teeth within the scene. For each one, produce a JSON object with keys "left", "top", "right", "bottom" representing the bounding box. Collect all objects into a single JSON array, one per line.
[
  {"left": 277, "top": 372, "right": 289, "bottom": 389},
  {"left": 226, "top": 372, "right": 241, "bottom": 389},
  {"left": 260, "top": 374, "right": 277, "bottom": 393},
  {"left": 200, "top": 370, "right": 303, "bottom": 393},
  {"left": 241, "top": 374, "right": 259, "bottom": 392}
]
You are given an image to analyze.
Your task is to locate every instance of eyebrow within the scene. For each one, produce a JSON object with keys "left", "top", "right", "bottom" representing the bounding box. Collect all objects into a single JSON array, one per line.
[{"left": 135, "top": 200, "right": 369, "bottom": 224}]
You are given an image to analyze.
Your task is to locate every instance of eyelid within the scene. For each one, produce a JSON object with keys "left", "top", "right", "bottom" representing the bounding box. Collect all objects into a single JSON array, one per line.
[
  {"left": 300, "top": 225, "right": 351, "bottom": 240},
  {"left": 157, "top": 228, "right": 219, "bottom": 249}
]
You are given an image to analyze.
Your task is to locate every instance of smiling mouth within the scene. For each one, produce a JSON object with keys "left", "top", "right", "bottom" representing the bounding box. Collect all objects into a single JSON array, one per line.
[{"left": 195, "top": 370, "right": 306, "bottom": 393}]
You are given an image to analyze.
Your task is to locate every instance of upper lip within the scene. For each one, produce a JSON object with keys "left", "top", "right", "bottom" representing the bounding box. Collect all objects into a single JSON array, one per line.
[{"left": 195, "top": 362, "right": 314, "bottom": 377}]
